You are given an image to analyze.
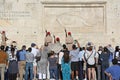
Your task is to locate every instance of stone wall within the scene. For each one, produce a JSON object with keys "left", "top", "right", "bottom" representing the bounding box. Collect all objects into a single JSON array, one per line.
[{"left": 0, "top": 0, "right": 120, "bottom": 48}]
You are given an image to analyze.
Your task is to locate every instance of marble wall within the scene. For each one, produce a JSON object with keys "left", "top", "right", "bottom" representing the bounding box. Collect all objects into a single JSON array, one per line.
[{"left": 0, "top": 0, "right": 120, "bottom": 48}]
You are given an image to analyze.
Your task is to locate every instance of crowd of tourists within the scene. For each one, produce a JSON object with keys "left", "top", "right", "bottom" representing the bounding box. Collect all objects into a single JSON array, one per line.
[{"left": 0, "top": 30, "right": 120, "bottom": 80}]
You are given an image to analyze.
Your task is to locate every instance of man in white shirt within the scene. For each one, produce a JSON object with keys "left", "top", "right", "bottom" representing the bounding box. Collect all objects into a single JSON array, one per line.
[{"left": 31, "top": 43, "right": 39, "bottom": 80}]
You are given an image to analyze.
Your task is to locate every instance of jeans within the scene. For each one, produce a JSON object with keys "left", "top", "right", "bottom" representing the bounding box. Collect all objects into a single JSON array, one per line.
[
  {"left": 78, "top": 61, "right": 83, "bottom": 80},
  {"left": 49, "top": 66, "right": 58, "bottom": 80},
  {"left": 101, "top": 64, "right": 109, "bottom": 80},
  {"left": 25, "top": 62, "right": 33, "bottom": 80},
  {"left": 5, "top": 69, "right": 8, "bottom": 80},
  {"left": 97, "top": 65, "right": 101, "bottom": 80},
  {"left": 57, "top": 64, "right": 62, "bottom": 80}
]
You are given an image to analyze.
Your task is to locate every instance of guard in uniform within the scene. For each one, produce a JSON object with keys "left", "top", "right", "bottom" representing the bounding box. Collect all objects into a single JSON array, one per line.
[
  {"left": 65, "top": 31, "right": 74, "bottom": 51},
  {"left": 1, "top": 31, "right": 8, "bottom": 46}
]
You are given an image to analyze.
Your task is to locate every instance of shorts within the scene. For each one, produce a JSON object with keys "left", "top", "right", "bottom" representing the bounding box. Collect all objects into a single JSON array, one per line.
[
  {"left": 33, "top": 61, "right": 37, "bottom": 66},
  {"left": 71, "top": 62, "right": 79, "bottom": 71},
  {"left": 87, "top": 63, "right": 95, "bottom": 68}
]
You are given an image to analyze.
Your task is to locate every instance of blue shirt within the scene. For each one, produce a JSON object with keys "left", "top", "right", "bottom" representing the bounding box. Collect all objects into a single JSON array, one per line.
[
  {"left": 109, "top": 53, "right": 113, "bottom": 62},
  {"left": 78, "top": 50, "right": 84, "bottom": 61},
  {"left": 19, "top": 50, "right": 27, "bottom": 61},
  {"left": 105, "top": 65, "right": 120, "bottom": 80},
  {"left": 70, "top": 48, "right": 79, "bottom": 62}
]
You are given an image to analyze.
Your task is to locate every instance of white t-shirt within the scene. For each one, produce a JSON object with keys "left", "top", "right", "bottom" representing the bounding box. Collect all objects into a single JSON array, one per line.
[
  {"left": 115, "top": 52, "right": 119, "bottom": 58},
  {"left": 85, "top": 50, "right": 98, "bottom": 65},
  {"left": 78, "top": 50, "right": 84, "bottom": 61},
  {"left": 58, "top": 52, "right": 64, "bottom": 64},
  {"left": 31, "top": 47, "right": 39, "bottom": 66},
  {"left": 31, "top": 47, "right": 38, "bottom": 57}
]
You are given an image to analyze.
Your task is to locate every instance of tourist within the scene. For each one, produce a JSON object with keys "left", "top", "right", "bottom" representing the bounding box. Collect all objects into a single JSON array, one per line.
[
  {"left": 96, "top": 46, "right": 103, "bottom": 80},
  {"left": 61, "top": 51, "right": 71, "bottom": 80},
  {"left": 78, "top": 47, "right": 84, "bottom": 80},
  {"left": 100, "top": 47, "right": 110, "bottom": 80},
  {"left": 69, "top": 40, "right": 80, "bottom": 80},
  {"left": 8, "top": 48, "right": 18, "bottom": 80},
  {"left": 58, "top": 44, "right": 68, "bottom": 80},
  {"left": 105, "top": 59, "right": 120, "bottom": 80},
  {"left": 84, "top": 42, "right": 98, "bottom": 80},
  {"left": 48, "top": 51, "right": 58, "bottom": 80},
  {"left": 31, "top": 43, "right": 39, "bottom": 80},
  {"left": 0, "top": 45, "right": 8, "bottom": 80},
  {"left": 37, "top": 43, "right": 50, "bottom": 80},
  {"left": 25, "top": 47, "right": 34, "bottom": 80},
  {"left": 18, "top": 45, "right": 27, "bottom": 80}
]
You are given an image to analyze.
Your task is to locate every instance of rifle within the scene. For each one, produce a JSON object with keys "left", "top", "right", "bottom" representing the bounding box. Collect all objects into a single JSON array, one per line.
[
  {"left": 45, "top": 30, "right": 47, "bottom": 37},
  {"left": 5, "top": 37, "right": 8, "bottom": 41},
  {"left": 53, "top": 35, "right": 56, "bottom": 43},
  {"left": 64, "top": 28, "right": 67, "bottom": 37}
]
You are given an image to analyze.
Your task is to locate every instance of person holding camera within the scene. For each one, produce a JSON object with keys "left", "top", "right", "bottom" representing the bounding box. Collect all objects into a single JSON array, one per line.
[{"left": 69, "top": 40, "right": 80, "bottom": 80}]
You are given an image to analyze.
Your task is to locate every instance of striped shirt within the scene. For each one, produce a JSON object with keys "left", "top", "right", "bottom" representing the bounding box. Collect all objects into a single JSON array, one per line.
[{"left": 8, "top": 53, "right": 17, "bottom": 61}]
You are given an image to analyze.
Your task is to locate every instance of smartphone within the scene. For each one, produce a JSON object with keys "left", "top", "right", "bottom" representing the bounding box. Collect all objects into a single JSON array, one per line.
[{"left": 74, "top": 40, "right": 77, "bottom": 44}]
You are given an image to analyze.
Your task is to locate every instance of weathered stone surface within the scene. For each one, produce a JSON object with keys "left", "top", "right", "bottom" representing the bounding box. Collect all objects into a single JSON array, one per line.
[{"left": 0, "top": 0, "right": 120, "bottom": 48}]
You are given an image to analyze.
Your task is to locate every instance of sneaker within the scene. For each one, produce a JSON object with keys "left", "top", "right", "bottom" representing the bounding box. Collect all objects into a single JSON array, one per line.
[
  {"left": 84, "top": 78, "right": 87, "bottom": 80},
  {"left": 33, "top": 78, "right": 37, "bottom": 80},
  {"left": 76, "top": 76, "right": 78, "bottom": 80}
]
